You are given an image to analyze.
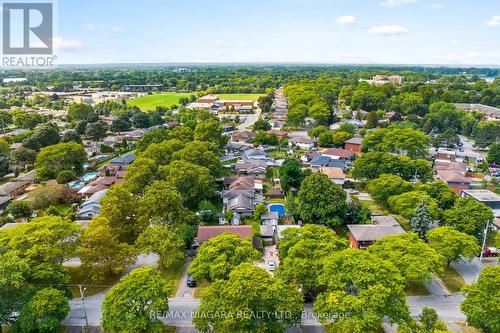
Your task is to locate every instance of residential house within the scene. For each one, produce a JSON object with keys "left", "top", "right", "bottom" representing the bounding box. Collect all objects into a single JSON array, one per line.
[
  {"left": 77, "top": 189, "right": 108, "bottom": 219},
  {"left": 347, "top": 216, "right": 406, "bottom": 249},
  {"left": 320, "top": 167, "right": 346, "bottom": 186},
  {"left": 434, "top": 161, "right": 467, "bottom": 173},
  {"left": 222, "top": 176, "right": 263, "bottom": 217},
  {"left": 288, "top": 137, "right": 316, "bottom": 150},
  {"left": 344, "top": 137, "right": 363, "bottom": 153},
  {"left": 225, "top": 142, "right": 253, "bottom": 156},
  {"left": 0, "top": 196, "right": 11, "bottom": 213},
  {"left": 110, "top": 154, "right": 135, "bottom": 166},
  {"left": 435, "top": 170, "right": 471, "bottom": 192},
  {"left": 195, "top": 225, "right": 253, "bottom": 245},
  {"left": 320, "top": 148, "right": 355, "bottom": 160},
  {"left": 460, "top": 189, "right": 500, "bottom": 217},
  {"left": 235, "top": 160, "right": 267, "bottom": 179},
  {"left": 309, "top": 154, "right": 349, "bottom": 171},
  {"left": 242, "top": 149, "right": 273, "bottom": 164},
  {"left": 0, "top": 181, "right": 31, "bottom": 198},
  {"left": 261, "top": 211, "right": 279, "bottom": 226},
  {"left": 98, "top": 164, "right": 128, "bottom": 178},
  {"left": 260, "top": 225, "right": 276, "bottom": 245},
  {"left": 231, "top": 131, "right": 256, "bottom": 142},
  {"left": 267, "top": 129, "right": 288, "bottom": 140}
]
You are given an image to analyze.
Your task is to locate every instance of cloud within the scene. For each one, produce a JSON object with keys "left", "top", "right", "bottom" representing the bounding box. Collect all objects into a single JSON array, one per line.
[
  {"left": 486, "top": 16, "right": 500, "bottom": 26},
  {"left": 430, "top": 3, "right": 444, "bottom": 10},
  {"left": 337, "top": 15, "right": 356, "bottom": 26},
  {"left": 379, "top": 0, "right": 417, "bottom": 7},
  {"left": 434, "top": 51, "right": 500, "bottom": 63},
  {"left": 369, "top": 25, "right": 408, "bottom": 36},
  {"left": 111, "top": 26, "right": 123, "bottom": 32},
  {"left": 449, "top": 39, "right": 462, "bottom": 44},
  {"left": 53, "top": 37, "right": 84, "bottom": 51},
  {"left": 84, "top": 22, "right": 96, "bottom": 31}
]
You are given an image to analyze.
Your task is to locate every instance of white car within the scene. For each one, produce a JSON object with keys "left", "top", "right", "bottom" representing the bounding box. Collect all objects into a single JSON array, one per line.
[{"left": 267, "top": 259, "right": 276, "bottom": 271}]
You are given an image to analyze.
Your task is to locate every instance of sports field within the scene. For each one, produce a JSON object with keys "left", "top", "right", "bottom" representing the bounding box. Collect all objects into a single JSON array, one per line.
[
  {"left": 126, "top": 93, "right": 191, "bottom": 111},
  {"left": 127, "top": 93, "right": 265, "bottom": 111}
]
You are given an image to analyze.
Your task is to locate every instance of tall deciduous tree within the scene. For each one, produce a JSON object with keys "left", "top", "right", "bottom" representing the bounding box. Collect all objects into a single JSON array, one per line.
[
  {"left": 193, "top": 264, "right": 303, "bottom": 333},
  {"left": 16, "top": 288, "right": 69, "bottom": 333},
  {"left": 102, "top": 267, "right": 171, "bottom": 333},
  {"left": 35, "top": 142, "right": 86, "bottom": 180},
  {"left": 461, "top": 266, "right": 500, "bottom": 333},
  {"left": 157, "top": 160, "right": 215, "bottom": 208},
  {"left": 367, "top": 174, "right": 414, "bottom": 206},
  {"left": 188, "top": 233, "right": 260, "bottom": 281},
  {"left": 277, "top": 224, "right": 347, "bottom": 290},
  {"left": 77, "top": 217, "right": 136, "bottom": 282},
  {"left": 100, "top": 183, "right": 140, "bottom": 244},
  {"left": 314, "top": 249, "right": 410, "bottom": 333},
  {"left": 368, "top": 233, "right": 443, "bottom": 284},
  {"left": 297, "top": 173, "right": 347, "bottom": 226},
  {"left": 443, "top": 197, "right": 493, "bottom": 241},
  {"left": 427, "top": 227, "right": 480, "bottom": 268},
  {"left": 136, "top": 225, "right": 185, "bottom": 269},
  {"left": 279, "top": 158, "right": 305, "bottom": 193}
]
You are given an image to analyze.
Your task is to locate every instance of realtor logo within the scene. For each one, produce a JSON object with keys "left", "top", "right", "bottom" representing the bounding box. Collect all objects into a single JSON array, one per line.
[{"left": 2, "top": 2, "right": 53, "bottom": 54}]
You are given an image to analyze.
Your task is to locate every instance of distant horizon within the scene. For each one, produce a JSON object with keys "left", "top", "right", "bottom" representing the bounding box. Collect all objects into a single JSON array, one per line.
[{"left": 24, "top": 0, "right": 498, "bottom": 66}]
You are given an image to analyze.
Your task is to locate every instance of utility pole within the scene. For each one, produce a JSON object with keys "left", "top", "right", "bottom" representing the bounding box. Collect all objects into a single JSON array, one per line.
[
  {"left": 78, "top": 284, "right": 88, "bottom": 333},
  {"left": 479, "top": 219, "right": 491, "bottom": 263}
]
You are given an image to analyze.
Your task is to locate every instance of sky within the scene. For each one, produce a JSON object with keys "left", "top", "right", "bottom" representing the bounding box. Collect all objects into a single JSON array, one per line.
[{"left": 48, "top": 0, "right": 500, "bottom": 65}]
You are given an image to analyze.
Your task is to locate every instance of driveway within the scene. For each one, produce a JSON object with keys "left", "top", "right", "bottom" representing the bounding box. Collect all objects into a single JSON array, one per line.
[
  {"left": 176, "top": 258, "right": 194, "bottom": 298},
  {"left": 451, "top": 257, "right": 496, "bottom": 284},
  {"left": 236, "top": 107, "right": 261, "bottom": 131}
]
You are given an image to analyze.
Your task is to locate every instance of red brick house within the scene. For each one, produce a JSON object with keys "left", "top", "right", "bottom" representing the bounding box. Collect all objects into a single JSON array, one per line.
[{"left": 344, "top": 137, "right": 363, "bottom": 153}]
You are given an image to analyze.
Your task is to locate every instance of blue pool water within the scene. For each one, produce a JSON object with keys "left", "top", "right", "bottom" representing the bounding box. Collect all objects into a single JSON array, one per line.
[
  {"left": 82, "top": 162, "right": 90, "bottom": 170},
  {"left": 82, "top": 172, "right": 98, "bottom": 182},
  {"left": 69, "top": 182, "right": 84, "bottom": 189},
  {"left": 269, "top": 203, "right": 286, "bottom": 217}
]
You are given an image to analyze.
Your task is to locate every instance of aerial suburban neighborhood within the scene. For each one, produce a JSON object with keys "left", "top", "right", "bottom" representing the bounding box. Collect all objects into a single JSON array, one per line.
[{"left": 0, "top": 1, "right": 499, "bottom": 333}]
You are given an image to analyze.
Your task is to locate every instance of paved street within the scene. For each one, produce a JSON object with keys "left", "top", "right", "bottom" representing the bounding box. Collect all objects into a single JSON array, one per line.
[
  {"left": 236, "top": 107, "right": 261, "bottom": 131},
  {"left": 407, "top": 295, "right": 465, "bottom": 321},
  {"left": 451, "top": 257, "right": 497, "bottom": 284},
  {"left": 176, "top": 258, "right": 194, "bottom": 298}
]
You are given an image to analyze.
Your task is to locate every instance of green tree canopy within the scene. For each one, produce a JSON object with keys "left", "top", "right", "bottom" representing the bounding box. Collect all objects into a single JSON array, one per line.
[
  {"left": 427, "top": 227, "right": 481, "bottom": 268},
  {"left": 367, "top": 174, "right": 414, "bottom": 206},
  {"left": 368, "top": 233, "right": 443, "bottom": 284},
  {"left": 157, "top": 160, "right": 215, "bottom": 208},
  {"left": 461, "top": 266, "right": 500, "bottom": 333},
  {"left": 77, "top": 217, "right": 136, "bottom": 282},
  {"left": 35, "top": 142, "right": 86, "bottom": 180},
  {"left": 102, "top": 266, "right": 171, "bottom": 333},
  {"left": 314, "top": 249, "right": 410, "bottom": 333},
  {"left": 193, "top": 264, "right": 303, "bottom": 333},
  {"left": 279, "top": 158, "right": 305, "bottom": 193},
  {"left": 443, "top": 197, "right": 493, "bottom": 240},
  {"left": 277, "top": 224, "right": 347, "bottom": 289},
  {"left": 188, "top": 232, "right": 260, "bottom": 281},
  {"left": 297, "top": 173, "right": 347, "bottom": 226}
]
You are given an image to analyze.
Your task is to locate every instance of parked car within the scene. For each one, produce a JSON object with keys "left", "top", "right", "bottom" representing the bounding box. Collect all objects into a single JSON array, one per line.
[
  {"left": 187, "top": 275, "right": 196, "bottom": 287},
  {"left": 267, "top": 259, "right": 276, "bottom": 271},
  {"left": 478, "top": 247, "right": 499, "bottom": 258}
]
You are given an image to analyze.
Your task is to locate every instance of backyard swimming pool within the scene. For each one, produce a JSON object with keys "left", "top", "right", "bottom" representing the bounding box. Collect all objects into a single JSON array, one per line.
[
  {"left": 68, "top": 182, "right": 84, "bottom": 189},
  {"left": 269, "top": 203, "right": 286, "bottom": 217},
  {"left": 82, "top": 172, "right": 98, "bottom": 182}
]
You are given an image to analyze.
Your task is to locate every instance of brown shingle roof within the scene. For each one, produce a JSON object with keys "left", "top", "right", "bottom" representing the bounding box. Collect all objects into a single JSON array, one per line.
[
  {"left": 320, "top": 167, "right": 346, "bottom": 180},
  {"left": 320, "top": 148, "right": 354, "bottom": 159},
  {"left": 196, "top": 226, "right": 253, "bottom": 243}
]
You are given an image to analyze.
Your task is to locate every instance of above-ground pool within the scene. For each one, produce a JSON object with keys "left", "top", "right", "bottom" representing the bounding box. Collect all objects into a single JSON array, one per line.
[
  {"left": 82, "top": 172, "right": 98, "bottom": 182},
  {"left": 269, "top": 203, "right": 286, "bottom": 217}
]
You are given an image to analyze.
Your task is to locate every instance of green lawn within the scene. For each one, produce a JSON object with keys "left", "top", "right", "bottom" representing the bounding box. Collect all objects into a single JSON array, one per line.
[
  {"left": 193, "top": 279, "right": 211, "bottom": 298},
  {"left": 53, "top": 203, "right": 72, "bottom": 214},
  {"left": 218, "top": 93, "right": 265, "bottom": 101},
  {"left": 67, "top": 265, "right": 121, "bottom": 298},
  {"left": 161, "top": 258, "right": 187, "bottom": 297},
  {"left": 438, "top": 266, "right": 465, "bottom": 293},
  {"left": 405, "top": 281, "right": 431, "bottom": 296},
  {"left": 126, "top": 93, "right": 191, "bottom": 111},
  {"left": 359, "top": 199, "right": 388, "bottom": 215}
]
